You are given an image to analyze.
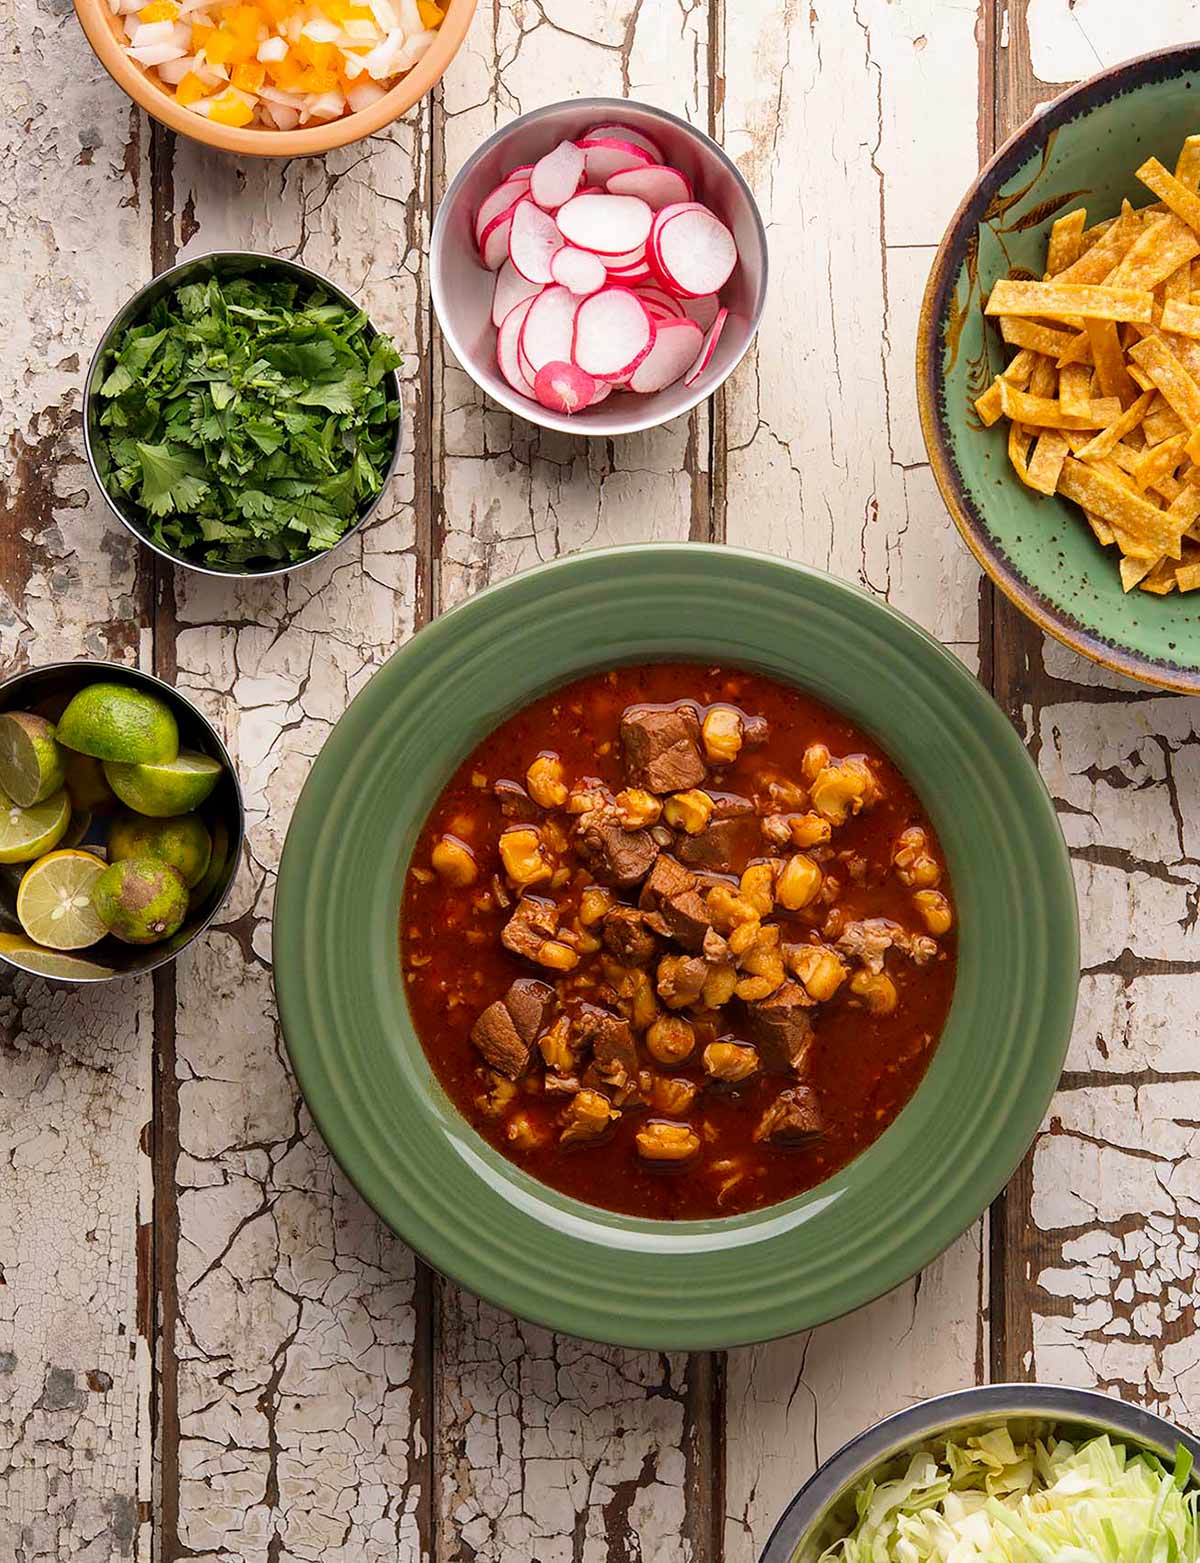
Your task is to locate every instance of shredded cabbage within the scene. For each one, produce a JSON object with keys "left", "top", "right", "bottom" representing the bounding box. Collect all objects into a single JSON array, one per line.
[{"left": 818, "top": 1428, "right": 1199, "bottom": 1563}]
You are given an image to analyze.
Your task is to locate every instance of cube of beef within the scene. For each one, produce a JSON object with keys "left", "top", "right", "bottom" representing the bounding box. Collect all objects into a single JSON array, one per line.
[
  {"left": 620, "top": 704, "right": 707, "bottom": 793},
  {"left": 602, "top": 905, "right": 659, "bottom": 965},
  {"left": 640, "top": 853, "right": 696, "bottom": 907},
  {"left": 753, "top": 1086, "right": 824, "bottom": 1144},
  {"left": 501, "top": 897, "right": 561, "bottom": 962},
  {"left": 708, "top": 791, "right": 755, "bottom": 820},
  {"left": 493, "top": 778, "right": 542, "bottom": 822},
  {"left": 578, "top": 1006, "right": 640, "bottom": 1090},
  {"left": 741, "top": 981, "right": 815, "bottom": 1071},
  {"left": 638, "top": 853, "right": 712, "bottom": 952},
  {"left": 470, "top": 977, "right": 557, "bottom": 1080},
  {"left": 578, "top": 818, "right": 658, "bottom": 887},
  {"left": 675, "top": 817, "right": 750, "bottom": 875}
]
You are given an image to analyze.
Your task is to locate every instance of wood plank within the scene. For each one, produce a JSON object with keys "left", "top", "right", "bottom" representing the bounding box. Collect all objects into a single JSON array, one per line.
[
  {"left": 157, "top": 120, "right": 433, "bottom": 1558},
  {"left": 0, "top": 19, "right": 156, "bottom": 1559},
  {"left": 991, "top": 1, "right": 1200, "bottom": 1411},
  {"left": 431, "top": 6, "right": 718, "bottom": 1559},
  {"left": 719, "top": 4, "right": 989, "bottom": 1556}
]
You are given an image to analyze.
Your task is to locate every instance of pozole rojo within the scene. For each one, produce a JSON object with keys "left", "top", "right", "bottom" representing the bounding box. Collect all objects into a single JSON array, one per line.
[{"left": 401, "top": 663, "right": 956, "bottom": 1220}]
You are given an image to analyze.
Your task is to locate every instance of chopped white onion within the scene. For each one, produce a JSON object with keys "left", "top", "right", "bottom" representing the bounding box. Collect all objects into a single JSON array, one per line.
[
  {"left": 155, "top": 52, "right": 196, "bottom": 82},
  {"left": 339, "top": 49, "right": 366, "bottom": 77},
  {"left": 395, "top": 0, "right": 421, "bottom": 32},
  {"left": 256, "top": 34, "right": 287, "bottom": 60},
  {"left": 368, "top": 0, "right": 398, "bottom": 31},
  {"left": 300, "top": 17, "right": 339, "bottom": 40},
  {"left": 264, "top": 101, "right": 300, "bottom": 129},
  {"left": 361, "top": 27, "right": 403, "bottom": 79},
  {"left": 395, "top": 27, "right": 434, "bottom": 67},
  {"left": 128, "top": 40, "right": 188, "bottom": 64},
  {"left": 258, "top": 83, "right": 304, "bottom": 105},
  {"left": 304, "top": 88, "right": 346, "bottom": 118},
  {"left": 346, "top": 78, "right": 385, "bottom": 112},
  {"left": 128, "top": 18, "right": 175, "bottom": 44},
  {"left": 340, "top": 20, "right": 377, "bottom": 43}
]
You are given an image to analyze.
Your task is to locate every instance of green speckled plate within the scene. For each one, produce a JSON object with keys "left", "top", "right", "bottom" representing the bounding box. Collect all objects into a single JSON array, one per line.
[
  {"left": 920, "top": 43, "right": 1200, "bottom": 692},
  {"left": 273, "top": 545, "right": 1077, "bottom": 1349}
]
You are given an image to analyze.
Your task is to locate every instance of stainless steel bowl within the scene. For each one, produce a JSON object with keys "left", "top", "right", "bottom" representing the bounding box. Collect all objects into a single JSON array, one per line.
[
  {"left": 83, "top": 251, "right": 403, "bottom": 579},
  {"left": 430, "top": 97, "right": 769, "bottom": 437},
  {"left": 760, "top": 1383, "right": 1200, "bottom": 1563},
  {"left": 0, "top": 660, "right": 244, "bottom": 983}
]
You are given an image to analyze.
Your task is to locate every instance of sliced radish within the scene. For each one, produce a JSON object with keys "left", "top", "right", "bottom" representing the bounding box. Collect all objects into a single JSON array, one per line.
[
  {"left": 496, "top": 296, "right": 538, "bottom": 398},
  {"left": 634, "top": 285, "right": 686, "bottom": 319},
  {"left": 530, "top": 139, "right": 585, "bottom": 211},
  {"left": 556, "top": 192, "right": 653, "bottom": 256},
  {"left": 604, "top": 244, "right": 647, "bottom": 270},
  {"left": 474, "top": 177, "right": 530, "bottom": 248},
  {"left": 588, "top": 379, "right": 614, "bottom": 406},
  {"left": 479, "top": 201, "right": 521, "bottom": 270},
  {"left": 509, "top": 163, "right": 534, "bottom": 176},
  {"left": 628, "top": 318, "right": 704, "bottom": 393},
  {"left": 606, "top": 164, "right": 693, "bottom": 211},
  {"left": 652, "top": 206, "right": 738, "bottom": 297},
  {"left": 533, "top": 360, "right": 597, "bottom": 415},
  {"left": 682, "top": 307, "right": 729, "bottom": 388},
  {"left": 509, "top": 197, "right": 565, "bottom": 284},
  {"left": 680, "top": 293, "right": 721, "bottom": 332},
  {"left": 607, "top": 261, "right": 654, "bottom": 287},
  {"left": 576, "top": 137, "right": 654, "bottom": 186},
  {"left": 519, "top": 285, "right": 581, "bottom": 373},
  {"left": 492, "top": 259, "right": 544, "bottom": 328},
  {"left": 572, "top": 288, "right": 656, "bottom": 380},
  {"left": 549, "top": 246, "right": 607, "bottom": 296},
  {"left": 583, "top": 124, "right": 665, "bottom": 164}
]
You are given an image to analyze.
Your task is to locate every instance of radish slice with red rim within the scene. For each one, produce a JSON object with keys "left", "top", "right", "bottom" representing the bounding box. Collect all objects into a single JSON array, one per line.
[
  {"left": 496, "top": 295, "right": 539, "bottom": 398},
  {"left": 556, "top": 192, "right": 653, "bottom": 255},
  {"left": 492, "top": 259, "right": 544, "bottom": 327},
  {"left": 634, "top": 285, "right": 685, "bottom": 318},
  {"left": 519, "top": 285, "right": 582, "bottom": 373},
  {"left": 606, "top": 165, "right": 693, "bottom": 211},
  {"left": 628, "top": 317, "right": 705, "bottom": 393},
  {"left": 572, "top": 288, "right": 656, "bottom": 380},
  {"left": 587, "top": 378, "right": 614, "bottom": 406},
  {"left": 509, "top": 197, "right": 566, "bottom": 283},
  {"left": 549, "top": 246, "right": 607, "bottom": 296},
  {"left": 480, "top": 201, "right": 521, "bottom": 270},
  {"left": 576, "top": 137, "right": 654, "bottom": 185},
  {"left": 530, "top": 139, "right": 585, "bottom": 211},
  {"left": 652, "top": 206, "right": 738, "bottom": 297},
  {"left": 475, "top": 177, "right": 530, "bottom": 248},
  {"left": 583, "top": 124, "right": 665, "bottom": 164},
  {"left": 533, "top": 360, "right": 597, "bottom": 415},
  {"left": 682, "top": 307, "right": 729, "bottom": 387},
  {"left": 680, "top": 293, "right": 721, "bottom": 332}
]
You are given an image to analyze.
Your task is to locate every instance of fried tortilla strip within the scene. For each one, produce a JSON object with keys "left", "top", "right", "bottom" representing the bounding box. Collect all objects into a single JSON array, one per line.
[
  {"left": 1057, "top": 457, "right": 1185, "bottom": 559},
  {"left": 1007, "top": 421, "right": 1034, "bottom": 484},
  {"left": 1029, "top": 351, "right": 1059, "bottom": 398},
  {"left": 1059, "top": 201, "right": 1140, "bottom": 283},
  {"left": 1138, "top": 557, "right": 1179, "bottom": 594},
  {"left": 1085, "top": 318, "right": 1139, "bottom": 404},
  {"left": 1000, "top": 316, "right": 1084, "bottom": 359},
  {"left": 1074, "top": 389, "right": 1154, "bottom": 461},
  {"left": 1160, "top": 299, "right": 1200, "bottom": 339},
  {"left": 1086, "top": 510, "right": 1117, "bottom": 547},
  {"left": 997, "top": 381, "right": 1121, "bottom": 429},
  {"left": 1143, "top": 394, "right": 1186, "bottom": 444},
  {"left": 1177, "top": 135, "right": 1200, "bottom": 192},
  {"left": 1164, "top": 260, "right": 1194, "bottom": 303},
  {"left": 1058, "top": 361, "right": 1093, "bottom": 418},
  {"left": 1128, "top": 334, "right": 1200, "bottom": 460},
  {"left": 1120, "top": 553, "right": 1158, "bottom": 591},
  {"left": 1109, "top": 212, "right": 1200, "bottom": 291},
  {"left": 1132, "top": 431, "right": 1187, "bottom": 495},
  {"left": 1167, "top": 481, "right": 1200, "bottom": 530},
  {"left": 986, "top": 279, "right": 1154, "bottom": 324},
  {"left": 1046, "top": 209, "right": 1087, "bottom": 276},
  {"left": 1138, "top": 157, "right": 1200, "bottom": 237},
  {"left": 1025, "top": 430, "right": 1071, "bottom": 496},
  {"left": 1174, "top": 560, "right": 1200, "bottom": 590}
]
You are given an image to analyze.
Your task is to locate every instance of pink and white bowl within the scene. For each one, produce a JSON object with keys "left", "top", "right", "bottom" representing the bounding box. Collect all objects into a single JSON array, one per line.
[{"left": 430, "top": 97, "right": 769, "bottom": 436}]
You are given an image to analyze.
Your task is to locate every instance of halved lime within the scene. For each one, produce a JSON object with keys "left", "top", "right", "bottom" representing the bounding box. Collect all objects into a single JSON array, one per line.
[
  {"left": 16, "top": 849, "right": 108, "bottom": 950},
  {"left": 0, "top": 712, "right": 66, "bottom": 807},
  {"left": 104, "top": 750, "right": 222, "bottom": 817},
  {"left": 57, "top": 682, "right": 179, "bottom": 764},
  {"left": 0, "top": 785, "right": 71, "bottom": 864},
  {"left": 0, "top": 932, "right": 112, "bottom": 980}
]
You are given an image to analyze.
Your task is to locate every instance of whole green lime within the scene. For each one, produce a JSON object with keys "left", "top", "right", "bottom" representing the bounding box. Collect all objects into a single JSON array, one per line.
[
  {"left": 104, "top": 750, "right": 222, "bottom": 817},
  {"left": 108, "top": 812, "right": 212, "bottom": 889},
  {"left": 0, "top": 712, "right": 65, "bottom": 807},
  {"left": 93, "top": 856, "right": 189, "bottom": 945},
  {"left": 57, "top": 682, "right": 179, "bottom": 764}
]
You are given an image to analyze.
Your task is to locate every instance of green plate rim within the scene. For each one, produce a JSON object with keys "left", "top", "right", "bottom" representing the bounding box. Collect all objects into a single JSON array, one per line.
[{"left": 274, "top": 543, "right": 1079, "bottom": 1349}]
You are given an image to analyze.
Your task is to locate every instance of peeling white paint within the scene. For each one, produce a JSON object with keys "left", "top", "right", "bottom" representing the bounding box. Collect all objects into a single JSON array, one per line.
[{"left": 1026, "top": 0, "right": 1197, "bottom": 84}]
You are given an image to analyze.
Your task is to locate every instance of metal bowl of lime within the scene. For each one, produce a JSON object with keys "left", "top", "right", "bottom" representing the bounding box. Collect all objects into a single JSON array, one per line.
[{"left": 0, "top": 661, "right": 243, "bottom": 983}]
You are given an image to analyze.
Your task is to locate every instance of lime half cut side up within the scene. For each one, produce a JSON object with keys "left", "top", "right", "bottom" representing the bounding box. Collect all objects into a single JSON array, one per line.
[
  {"left": 0, "top": 712, "right": 66, "bottom": 807},
  {"left": 0, "top": 785, "right": 71, "bottom": 864},
  {"left": 16, "top": 848, "right": 108, "bottom": 950},
  {"left": 0, "top": 932, "right": 112, "bottom": 980}
]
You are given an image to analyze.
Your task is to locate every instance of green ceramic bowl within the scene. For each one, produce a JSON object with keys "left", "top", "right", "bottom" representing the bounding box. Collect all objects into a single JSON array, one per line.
[
  {"left": 274, "top": 545, "right": 1078, "bottom": 1349},
  {"left": 920, "top": 43, "right": 1200, "bottom": 693}
]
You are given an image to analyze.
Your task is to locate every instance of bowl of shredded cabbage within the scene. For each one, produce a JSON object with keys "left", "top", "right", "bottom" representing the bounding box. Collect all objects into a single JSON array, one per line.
[{"left": 760, "top": 1383, "right": 1200, "bottom": 1563}]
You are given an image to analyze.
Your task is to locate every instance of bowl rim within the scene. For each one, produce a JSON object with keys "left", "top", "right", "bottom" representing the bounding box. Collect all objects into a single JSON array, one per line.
[
  {"left": 429, "top": 95, "right": 769, "bottom": 437},
  {"left": 82, "top": 249, "right": 404, "bottom": 580},
  {"left": 273, "top": 541, "right": 1079, "bottom": 1349},
  {"left": 0, "top": 658, "right": 245, "bottom": 984},
  {"left": 917, "top": 39, "right": 1200, "bottom": 695},
  {"left": 72, "top": 0, "right": 478, "bottom": 157},
  {"left": 757, "top": 1381, "right": 1200, "bottom": 1563}
]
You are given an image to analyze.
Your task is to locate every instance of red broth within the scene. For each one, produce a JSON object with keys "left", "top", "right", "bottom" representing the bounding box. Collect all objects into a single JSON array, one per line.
[{"left": 401, "top": 663, "right": 956, "bottom": 1220}]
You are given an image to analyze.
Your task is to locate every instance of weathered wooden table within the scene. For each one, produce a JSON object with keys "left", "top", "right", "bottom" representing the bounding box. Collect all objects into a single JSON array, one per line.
[{"left": 5, "top": 1, "right": 1198, "bottom": 1557}]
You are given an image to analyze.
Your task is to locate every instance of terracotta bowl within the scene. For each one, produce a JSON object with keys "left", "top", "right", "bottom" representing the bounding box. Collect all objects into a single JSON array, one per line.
[{"left": 73, "top": 0, "right": 477, "bottom": 157}]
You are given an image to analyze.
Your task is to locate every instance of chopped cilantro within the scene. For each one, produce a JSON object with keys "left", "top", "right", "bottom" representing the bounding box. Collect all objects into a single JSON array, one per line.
[{"left": 94, "top": 270, "right": 401, "bottom": 570}]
